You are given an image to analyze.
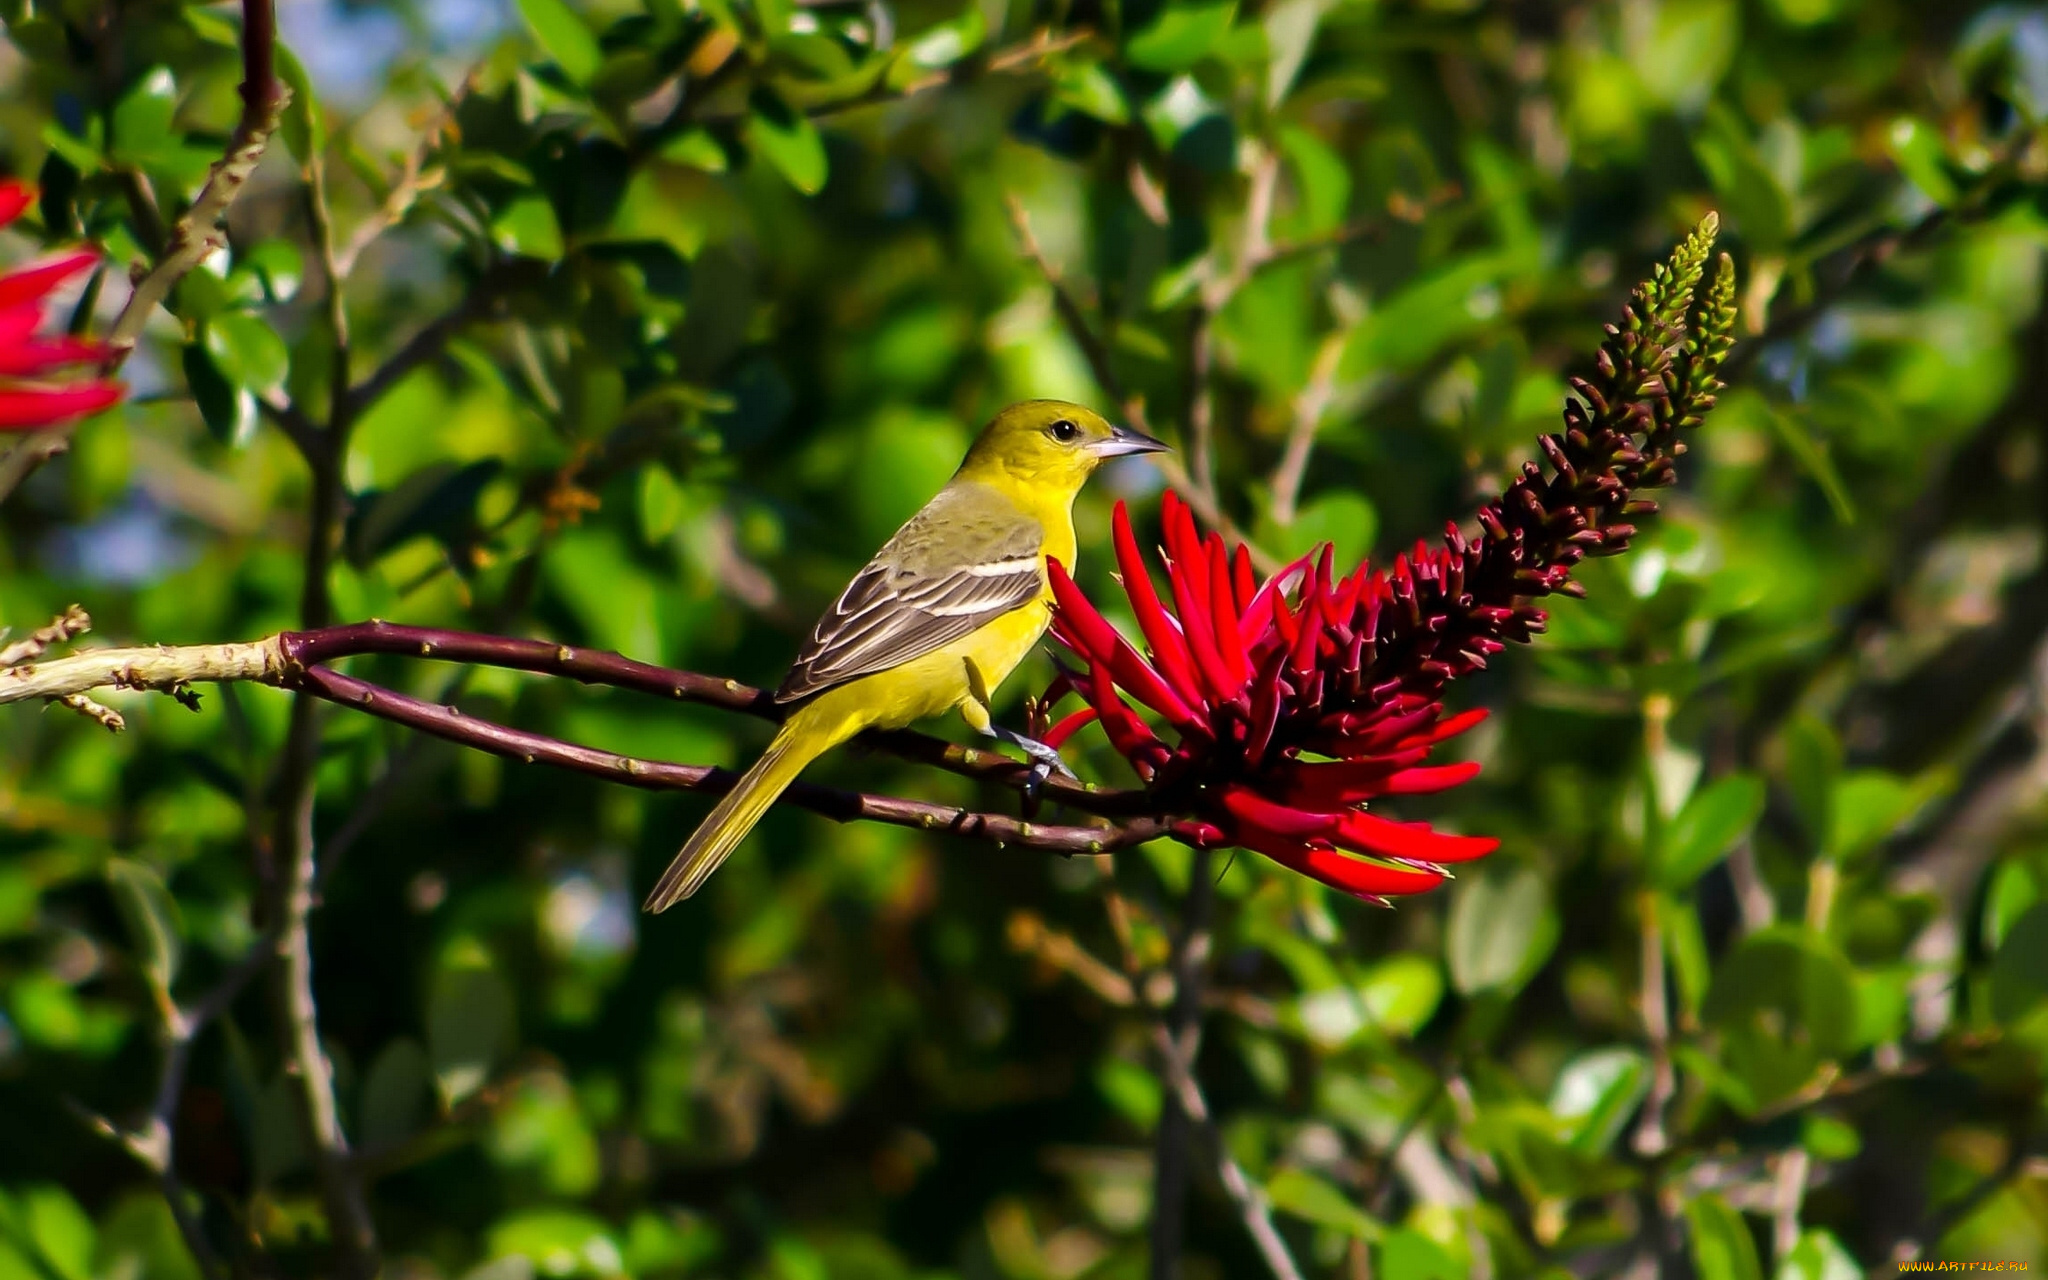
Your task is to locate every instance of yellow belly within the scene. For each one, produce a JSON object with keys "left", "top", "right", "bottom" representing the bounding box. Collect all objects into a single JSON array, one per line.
[{"left": 785, "top": 591, "right": 1054, "bottom": 742}]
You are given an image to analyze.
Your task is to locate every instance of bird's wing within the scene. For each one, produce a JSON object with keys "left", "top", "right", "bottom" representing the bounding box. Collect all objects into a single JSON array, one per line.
[{"left": 776, "top": 487, "right": 1046, "bottom": 704}]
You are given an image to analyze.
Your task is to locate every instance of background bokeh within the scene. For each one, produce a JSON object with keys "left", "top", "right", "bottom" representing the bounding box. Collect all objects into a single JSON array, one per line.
[{"left": 4, "top": 0, "right": 2048, "bottom": 1276}]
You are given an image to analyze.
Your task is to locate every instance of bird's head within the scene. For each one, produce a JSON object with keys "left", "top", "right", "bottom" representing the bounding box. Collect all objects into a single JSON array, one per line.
[{"left": 957, "top": 400, "right": 1169, "bottom": 489}]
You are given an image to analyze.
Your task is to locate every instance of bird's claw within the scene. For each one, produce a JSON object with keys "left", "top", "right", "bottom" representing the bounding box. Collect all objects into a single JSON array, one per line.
[{"left": 990, "top": 726, "right": 1077, "bottom": 798}]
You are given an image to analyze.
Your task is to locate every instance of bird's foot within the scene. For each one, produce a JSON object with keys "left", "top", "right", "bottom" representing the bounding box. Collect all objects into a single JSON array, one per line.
[{"left": 988, "top": 725, "right": 1078, "bottom": 798}]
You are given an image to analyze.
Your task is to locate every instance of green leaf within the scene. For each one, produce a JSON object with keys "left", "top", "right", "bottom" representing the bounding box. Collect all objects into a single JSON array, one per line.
[
  {"left": 1984, "top": 859, "right": 2039, "bottom": 951},
  {"left": 1095, "top": 1056, "right": 1161, "bottom": 1131},
  {"left": 1446, "top": 864, "right": 1559, "bottom": 997},
  {"left": 1268, "top": 490, "right": 1376, "bottom": 567},
  {"left": 0, "top": 1185, "right": 95, "bottom": 1280},
  {"left": 1685, "top": 1193, "right": 1763, "bottom": 1280},
  {"left": 1658, "top": 774, "right": 1765, "bottom": 889},
  {"left": 182, "top": 339, "right": 257, "bottom": 447},
  {"left": 1776, "top": 1228, "right": 1860, "bottom": 1280},
  {"left": 745, "top": 92, "right": 829, "bottom": 195},
  {"left": 517, "top": 0, "right": 604, "bottom": 85},
  {"left": 1703, "top": 926, "right": 1859, "bottom": 1108},
  {"left": 487, "top": 1210, "right": 623, "bottom": 1277},
  {"left": 1829, "top": 769, "right": 1940, "bottom": 861},
  {"left": 904, "top": 7, "right": 986, "bottom": 69},
  {"left": 104, "top": 859, "right": 182, "bottom": 992},
  {"left": 1278, "top": 125, "right": 1350, "bottom": 236},
  {"left": 1355, "top": 953, "right": 1443, "bottom": 1037},
  {"left": 237, "top": 240, "right": 305, "bottom": 303},
  {"left": 428, "top": 950, "right": 517, "bottom": 1107},
  {"left": 1265, "top": 1168, "right": 1382, "bottom": 1240},
  {"left": 1125, "top": 0, "right": 1237, "bottom": 72},
  {"left": 639, "top": 465, "right": 688, "bottom": 542},
  {"left": 109, "top": 67, "right": 176, "bottom": 166},
  {"left": 1051, "top": 61, "right": 1131, "bottom": 125},
  {"left": 1800, "top": 1114, "right": 1861, "bottom": 1161},
  {"left": 1886, "top": 116, "right": 1959, "bottom": 206},
  {"left": 1377, "top": 1229, "right": 1461, "bottom": 1280},
  {"left": 1548, "top": 1047, "right": 1650, "bottom": 1153},
  {"left": 1991, "top": 901, "right": 2048, "bottom": 1022},
  {"left": 359, "top": 1037, "right": 432, "bottom": 1148},
  {"left": 276, "top": 46, "right": 325, "bottom": 164},
  {"left": 491, "top": 194, "right": 566, "bottom": 260},
  {"left": 1263, "top": 0, "right": 1329, "bottom": 104},
  {"left": 1782, "top": 714, "right": 1841, "bottom": 856},
  {"left": 1762, "top": 402, "right": 1856, "bottom": 524},
  {"left": 206, "top": 312, "right": 291, "bottom": 395},
  {"left": 659, "top": 128, "right": 730, "bottom": 172}
]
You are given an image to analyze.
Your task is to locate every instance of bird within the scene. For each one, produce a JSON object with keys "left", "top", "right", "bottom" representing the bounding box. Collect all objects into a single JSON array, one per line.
[{"left": 643, "top": 400, "right": 1168, "bottom": 912}]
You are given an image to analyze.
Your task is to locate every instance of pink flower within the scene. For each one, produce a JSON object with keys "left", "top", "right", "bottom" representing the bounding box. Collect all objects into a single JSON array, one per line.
[{"left": 0, "top": 182, "right": 123, "bottom": 431}]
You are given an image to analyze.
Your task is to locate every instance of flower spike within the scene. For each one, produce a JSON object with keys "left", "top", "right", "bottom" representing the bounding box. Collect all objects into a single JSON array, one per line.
[{"left": 1042, "top": 216, "right": 1733, "bottom": 904}]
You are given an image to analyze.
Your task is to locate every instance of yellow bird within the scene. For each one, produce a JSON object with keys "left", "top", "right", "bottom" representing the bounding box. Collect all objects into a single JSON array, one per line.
[{"left": 643, "top": 400, "right": 1167, "bottom": 912}]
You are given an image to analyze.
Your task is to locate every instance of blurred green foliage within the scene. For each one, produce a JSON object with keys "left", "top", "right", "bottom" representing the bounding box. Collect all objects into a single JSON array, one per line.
[{"left": 6, "top": 0, "right": 2048, "bottom": 1276}]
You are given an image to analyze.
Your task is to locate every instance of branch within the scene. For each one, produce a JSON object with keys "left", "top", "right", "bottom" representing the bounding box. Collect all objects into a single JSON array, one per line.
[
  {"left": 0, "top": 0, "right": 291, "bottom": 504},
  {"left": 1095, "top": 873, "right": 1305, "bottom": 1280},
  {"left": 1151, "top": 843, "right": 1217, "bottom": 1280},
  {"left": 339, "top": 258, "right": 535, "bottom": 422},
  {"left": 0, "top": 621, "right": 1169, "bottom": 854},
  {"left": 1268, "top": 329, "right": 1347, "bottom": 528},
  {"left": 0, "top": 603, "right": 91, "bottom": 668},
  {"left": 333, "top": 69, "right": 478, "bottom": 279},
  {"left": 80, "top": 933, "right": 277, "bottom": 1280}
]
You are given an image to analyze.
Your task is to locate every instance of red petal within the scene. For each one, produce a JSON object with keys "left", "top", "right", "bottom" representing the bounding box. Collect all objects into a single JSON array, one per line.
[
  {"left": 0, "top": 381, "right": 123, "bottom": 428},
  {"left": 1238, "top": 828, "right": 1448, "bottom": 899},
  {"left": 0, "top": 250, "right": 100, "bottom": 311},
  {"left": 1166, "top": 543, "right": 1237, "bottom": 704},
  {"left": 1335, "top": 810, "right": 1499, "bottom": 864},
  {"left": 1042, "top": 707, "right": 1100, "bottom": 750},
  {"left": 1244, "top": 551, "right": 1313, "bottom": 648},
  {"left": 0, "top": 183, "right": 33, "bottom": 228},
  {"left": 1376, "top": 761, "right": 1483, "bottom": 795},
  {"left": 1279, "top": 749, "right": 1433, "bottom": 806},
  {"left": 1232, "top": 544, "right": 1255, "bottom": 615},
  {"left": 1244, "top": 647, "right": 1288, "bottom": 764},
  {"left": 1220, "top": 785, "right": 1340, "bottom": 838},
  {"left": 1207, "top": 536, "right": 1249, "bottom": 683},
  {"left": 1112, "top": 500, "right": 1203, "bottom": 707},
  {"left": 1396, "top": 707, "right": 1488, "bottom": 750},
  {"left": 0, "top": 335, "right": 107, "bottom": 376},
  {"left": 1048, "top": 559, "right": 1203, "bottom": 729},
  {"left": 1163, "top": 491, "right": 1211, "bottom": 602},
  {"left": 1080, "top": 656, "right": 1169, "bottom": 772}
]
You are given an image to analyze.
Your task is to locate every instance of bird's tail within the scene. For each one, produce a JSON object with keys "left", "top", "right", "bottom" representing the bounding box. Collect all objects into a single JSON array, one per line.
[{"left": 643, "top": 720, "right": 824, "bottom": 912}]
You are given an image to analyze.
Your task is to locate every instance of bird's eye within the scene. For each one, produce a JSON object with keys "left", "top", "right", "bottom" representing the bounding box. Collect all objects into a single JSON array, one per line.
[{"left": 1049, "top": 419, "right": 1079, "bottom": 442}]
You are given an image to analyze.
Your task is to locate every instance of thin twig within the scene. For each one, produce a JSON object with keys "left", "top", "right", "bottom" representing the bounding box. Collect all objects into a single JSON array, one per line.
[
  {"left": 0, "top": 603, "right": 91, "bottom": 668},
  {"left": 1147, "top": 1012, "right": 1307, "bottom": 1280},
  {"left": 1008, "top": 909, "right": 1138, "bottom": 1006},
  {"left": 339, "top": 258, "right": 534, "bottom": 422},
  {"left": 333, "top": 71, "right": 477, "bottom": 279},
  {"left": 1096, "top": 866, "right": 1305, "bottom": 1280},
  {"left": 1269, "top": 330, "right": 1349, "bottom": 527},
  {"left": 82, "top": 934, "right": 277, "bottom": 1280}
]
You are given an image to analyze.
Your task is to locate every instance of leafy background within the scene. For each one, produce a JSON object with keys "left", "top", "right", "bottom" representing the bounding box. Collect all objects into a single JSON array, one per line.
[{"left": 4, "top": 0, "right": 2048, "bottom": 1277}]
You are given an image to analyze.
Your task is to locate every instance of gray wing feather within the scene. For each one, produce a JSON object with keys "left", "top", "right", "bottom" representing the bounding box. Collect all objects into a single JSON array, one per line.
[{"left": 775, "top": 484, "right": 1045, "bottom": 703}]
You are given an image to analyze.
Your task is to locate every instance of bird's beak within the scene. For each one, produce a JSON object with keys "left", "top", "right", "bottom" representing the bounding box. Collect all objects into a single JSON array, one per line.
[{"left": 1089, "top": 423, "right": 1171, "bottom": 458}]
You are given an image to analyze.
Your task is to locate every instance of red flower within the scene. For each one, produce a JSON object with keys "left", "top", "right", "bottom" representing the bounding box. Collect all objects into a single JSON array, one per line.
[
  {"left": 1046, "top": 494, "right": 1498, "bottom": 904},
  {"left": 0, "top": 182, "right": 123, "bottom": 431},
  {"left": 1041, "top": 215, "right": 1739, "bottom": 906}
]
